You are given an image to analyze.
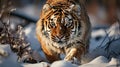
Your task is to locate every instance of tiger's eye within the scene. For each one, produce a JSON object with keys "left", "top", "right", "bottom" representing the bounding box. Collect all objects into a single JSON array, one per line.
[
  {"left": 65, "top": 18, "right": 73, "bottom": 28},
  {"left": 69, "top": 19, "right": 72, "bottom": 23},
  {"left": 50, "top": 21, "right": 55, "bottom": 27},
  {"left": 49, "top": 19, "right": 56, "bottom": 28}
]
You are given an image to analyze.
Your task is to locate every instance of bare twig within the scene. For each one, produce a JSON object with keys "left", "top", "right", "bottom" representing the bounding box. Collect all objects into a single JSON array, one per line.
[{"left": 0, "top": 0, "right": 42, "bottom": 63}]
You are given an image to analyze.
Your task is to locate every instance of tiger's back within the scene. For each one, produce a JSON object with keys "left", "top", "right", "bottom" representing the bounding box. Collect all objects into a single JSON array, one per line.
[{"left": 36, "top": 0, "right": 91, "bottom": 64}]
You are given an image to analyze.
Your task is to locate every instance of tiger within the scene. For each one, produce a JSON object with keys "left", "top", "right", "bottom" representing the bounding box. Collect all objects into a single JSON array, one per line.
[{"left": 36, "top": 0, "right": 91, "bottom": 64}]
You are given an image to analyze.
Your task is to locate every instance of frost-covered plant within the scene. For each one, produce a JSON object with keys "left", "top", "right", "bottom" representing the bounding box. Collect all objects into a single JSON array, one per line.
[
  {"left": 93, "top": 19, "right": 120, "bottom": 59},
  {"left": 0, "top": 0, "right": 40, "bottom": 63},
  {"left": 103, "top": 20, "right": 120, "bottom": 58}
]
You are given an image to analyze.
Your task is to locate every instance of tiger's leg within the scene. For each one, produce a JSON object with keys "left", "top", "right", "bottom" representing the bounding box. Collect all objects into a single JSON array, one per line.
[
  {"left": 41, "top": 44, "right": 61, "bottom": 63},
  {"left": 64, "top": 48, "right": 77, "bottom": 61},
  {"left": 64, "top": 47, "right": 83, "bottom": 64},
  {"left": 44, "top": 51, "right": 61, "bottom": 63},
  {"left": 36, "top": 34, "right": 61, "bottom": 63},
  {"left": 75, "top": 50, "right": 82, "bottom": 64}
]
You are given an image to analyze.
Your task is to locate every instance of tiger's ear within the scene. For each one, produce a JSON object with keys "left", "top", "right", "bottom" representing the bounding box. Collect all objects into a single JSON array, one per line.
[
  {"left": 42, "top": 4, "right": 51, "bottom": 13},
  {"left": 73, "top": 4, "right": 81, "bottom": 12},
  {"left": 69, "top": 4, "right": 81, "bottom": 14}
]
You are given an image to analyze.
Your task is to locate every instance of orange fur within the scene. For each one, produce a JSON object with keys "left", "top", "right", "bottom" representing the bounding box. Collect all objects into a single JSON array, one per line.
[{"left": 36, "top": 0, "right": 91, "bottom": 64}]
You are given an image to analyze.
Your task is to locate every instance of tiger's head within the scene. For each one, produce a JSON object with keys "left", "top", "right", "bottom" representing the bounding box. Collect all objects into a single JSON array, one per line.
[
  {"left": 44, "top": 11, "right": 75, "bottom": 44},
  {"left": 37, "top": 0, "right": 90, "bottom": 48}
]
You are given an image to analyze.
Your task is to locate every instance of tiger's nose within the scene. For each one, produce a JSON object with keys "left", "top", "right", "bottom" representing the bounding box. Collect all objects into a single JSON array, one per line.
[
  {"left": 56, "top": 35, "right": 64, "bottom": 39},
  {"left": 56, "top": 35, "right": 65, "bottom": 43}
]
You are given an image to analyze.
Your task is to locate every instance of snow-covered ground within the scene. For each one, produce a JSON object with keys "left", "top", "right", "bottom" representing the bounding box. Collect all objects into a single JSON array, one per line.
[{"left": 0, "top": 22, "right": 120, "bottom": 67}]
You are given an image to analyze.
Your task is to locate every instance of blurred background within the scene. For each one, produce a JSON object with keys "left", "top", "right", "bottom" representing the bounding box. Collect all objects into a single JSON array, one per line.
[{"left": 86, "top": 0, "right": 120, "bottom": 28}]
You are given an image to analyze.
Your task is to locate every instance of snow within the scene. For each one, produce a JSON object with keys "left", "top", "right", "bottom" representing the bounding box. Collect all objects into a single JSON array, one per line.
[
  {"left": 51, "top": 60, "right": 78, "bottom": 67},
  {"left": 0, "top": 45, "right": 21, "bottom": 67},
  {"left": 0, "top": 22, "right": 120, "bottom": 67},
  {"left": 109, "top": 57, "right": 119, "bottom": 65},
  {"left": 24, "top": 23, "right": 41, "bottom": 50},
  {"left": 90, "top": 29, "right": 107, "bottom": 51},
  {"left": 80, "top": 56, "right": 120, "bottom": 67},
  {"left": 22, "top": 62, "right": 50, "bottom": 67},
  {"left": 88, "top": 56, "right": 109, "bottom": 64}
]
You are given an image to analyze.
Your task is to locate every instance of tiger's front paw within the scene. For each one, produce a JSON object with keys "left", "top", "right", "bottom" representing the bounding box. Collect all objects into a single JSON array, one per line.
[{"left": 64, "top": 48, "right": 77, "bottom": 61}]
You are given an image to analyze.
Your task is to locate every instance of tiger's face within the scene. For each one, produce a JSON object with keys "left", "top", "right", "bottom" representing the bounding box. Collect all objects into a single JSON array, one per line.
[
  {"left": 37, "top": 2, "right": 84, "bottom": 48},
  {"left": 43, "top": 11, "right": 76, "bottom": 45}
]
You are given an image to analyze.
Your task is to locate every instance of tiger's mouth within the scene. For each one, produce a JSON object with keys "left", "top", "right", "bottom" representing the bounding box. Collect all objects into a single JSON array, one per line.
[
  {"left": 51, "top": 38, "right": 69, "bottom": 48},
  {"left": 52, "top": 38, "right": 67, "bottom": 44},
  {"left": 57, "top": 40, "right": 64, "bottom": 44},
  {"left": 55, "top": 39, "right": 66, "bottom": 44}
]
